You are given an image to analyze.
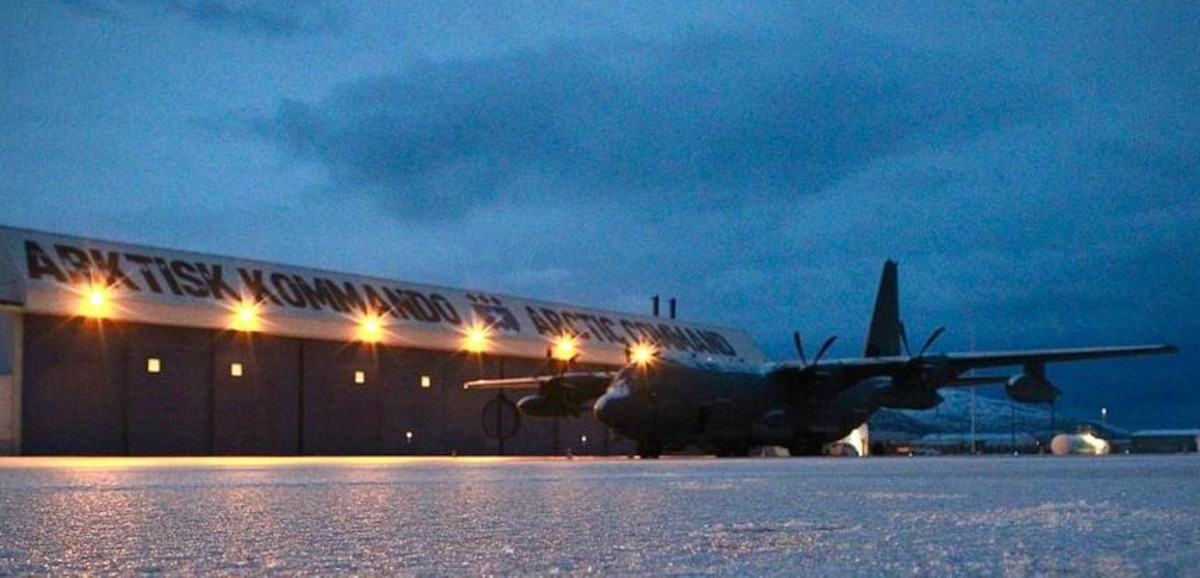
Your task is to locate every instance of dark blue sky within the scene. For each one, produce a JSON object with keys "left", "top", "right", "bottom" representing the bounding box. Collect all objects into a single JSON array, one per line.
[{"left": 2, "top": 1, "right": 1196, "bottom": 428}]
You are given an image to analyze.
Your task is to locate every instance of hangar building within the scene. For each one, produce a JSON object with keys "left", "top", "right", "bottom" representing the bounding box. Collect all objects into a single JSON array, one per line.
[{"left": 0, "top": 226, "right": 763, "bottom": 456}]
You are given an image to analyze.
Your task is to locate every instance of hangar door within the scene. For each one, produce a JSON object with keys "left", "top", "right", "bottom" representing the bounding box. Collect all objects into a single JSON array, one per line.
[
  {"left": 125, "top": 325, "right": 213, "bottom": 455},
  {"left": 212, "top": 333, "right": 300, "bottom": 455},
  {"left": 0, "top": 311, "right": 15, "bottom": 455}
]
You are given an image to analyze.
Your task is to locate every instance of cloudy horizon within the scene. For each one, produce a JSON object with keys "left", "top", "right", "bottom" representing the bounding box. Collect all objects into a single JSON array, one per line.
[{"left": 3, "top": 1, "right": 1196, "bottom": 428}]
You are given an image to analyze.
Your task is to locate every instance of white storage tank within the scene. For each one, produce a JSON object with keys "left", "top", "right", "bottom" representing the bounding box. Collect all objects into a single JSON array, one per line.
[{"left": 1050, "top": 432, "right": 1111, "bottom": 455}]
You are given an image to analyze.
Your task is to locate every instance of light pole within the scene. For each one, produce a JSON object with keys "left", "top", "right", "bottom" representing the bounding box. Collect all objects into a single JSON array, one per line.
[{"left": 1101, "top": 407, "right": 1108, "bottom": 430}]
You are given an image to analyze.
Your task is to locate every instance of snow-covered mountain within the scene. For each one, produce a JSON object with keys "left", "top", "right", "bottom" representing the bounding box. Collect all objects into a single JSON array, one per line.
[{"left": 869, "top": 389, "right": 1121, "bottom": 440}]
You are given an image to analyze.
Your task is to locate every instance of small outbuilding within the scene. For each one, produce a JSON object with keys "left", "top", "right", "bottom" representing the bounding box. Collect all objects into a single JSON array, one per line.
[{"left": 1130, "top": 429, "right": 1200, "bottom": 454}]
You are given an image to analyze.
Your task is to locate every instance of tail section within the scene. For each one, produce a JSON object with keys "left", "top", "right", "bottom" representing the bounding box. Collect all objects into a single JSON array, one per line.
[{"left": 864, "top": 260, "right": 901, "bottom": 357}]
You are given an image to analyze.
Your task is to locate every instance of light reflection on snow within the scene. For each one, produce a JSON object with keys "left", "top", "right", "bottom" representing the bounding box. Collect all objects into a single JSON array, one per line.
[{"left": 0, "top": 456, "right": 1196, "bottom": 575}]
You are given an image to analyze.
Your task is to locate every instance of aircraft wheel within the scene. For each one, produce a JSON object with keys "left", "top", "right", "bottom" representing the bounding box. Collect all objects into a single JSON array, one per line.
[{"left": 636, "top": 440, "right": 663, "bottom": 459}]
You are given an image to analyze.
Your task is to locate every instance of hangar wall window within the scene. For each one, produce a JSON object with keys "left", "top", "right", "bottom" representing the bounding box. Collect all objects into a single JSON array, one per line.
[
  {"left": 147, "top": 358, "right": 161, "bottom": 374},
  {"left": 230, "top": 363, "right": 244, "bottom": 378},
  {"left": 420, "top": 374, "right": 432, "bottom": 389},
  {"left": 354, "top": 370, "right": 366, "bottom": 385}
]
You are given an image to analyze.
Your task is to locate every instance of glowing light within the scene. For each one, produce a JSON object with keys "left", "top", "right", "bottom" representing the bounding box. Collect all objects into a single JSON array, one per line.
[
  {"left": 463, "top": 323, "right": 490, "bottom": 353},
  {"left": 79, "top": 283, "right": 112, "bottom": 318},
  {"left": 357, "top": 313, "right": 385, "bottom": 343},
  {"left": 551, "top": 335, "right": 579, "bottom": 361},
  {"left": 231, "top": 300, "right": 260, "bottom": 332},
  {"left": 629, "top": 342, "right": 657, "bottom": 366}
]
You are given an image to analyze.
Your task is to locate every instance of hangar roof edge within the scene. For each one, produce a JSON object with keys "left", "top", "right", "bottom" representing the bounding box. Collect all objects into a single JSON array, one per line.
[{"left": 0, "top": 225, "right": 766, "bottom": 365}]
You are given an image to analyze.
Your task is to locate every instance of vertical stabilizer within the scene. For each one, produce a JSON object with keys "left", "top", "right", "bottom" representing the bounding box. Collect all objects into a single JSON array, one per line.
[{"left": 864, "top": 260, "right": 901, "bottom": 357}]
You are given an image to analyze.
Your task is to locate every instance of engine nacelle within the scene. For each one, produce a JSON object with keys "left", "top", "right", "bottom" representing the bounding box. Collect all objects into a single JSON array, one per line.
[
  {"left": 869, "top": 376, "right": 944, "bottom": 410},
  {"left": 517, "top": 394, "right": 585, "bottom": 418},
  {"left": 1005, "top": 373, "right": 1061, "bottom": 404},
  {"left": 884, "top": 389, "right": 943, "bottom": 410}
]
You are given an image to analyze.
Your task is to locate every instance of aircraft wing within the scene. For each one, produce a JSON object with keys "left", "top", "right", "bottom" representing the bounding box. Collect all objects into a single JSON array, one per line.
[
  {"left": 941, "top": 344, "right": 1179, "bottom": 371},
  {"left": 464, "top": 371, "right": 617, "bottom": 395},
  {"left": 772, "top": 343, "right": 1175, "bottom": 408},
  {"left": 931, "top": 342, "right": 1176, "bottom": 383},
  {"left": 463, "top": 371, "right": 618, "bottom": 418},
  {"left": 772, "top": 343, "right": 1178, "bottom": 386}
]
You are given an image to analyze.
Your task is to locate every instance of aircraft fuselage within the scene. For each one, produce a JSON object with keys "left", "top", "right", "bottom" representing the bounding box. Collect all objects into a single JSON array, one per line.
[{"left": 594, "top": 357, "right": 877, "bottom": 456}]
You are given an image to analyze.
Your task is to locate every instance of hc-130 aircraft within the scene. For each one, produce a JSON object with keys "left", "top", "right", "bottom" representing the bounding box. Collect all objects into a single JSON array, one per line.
[{"left": 465, "top": 262, "right": 1177, "bottom": 457}]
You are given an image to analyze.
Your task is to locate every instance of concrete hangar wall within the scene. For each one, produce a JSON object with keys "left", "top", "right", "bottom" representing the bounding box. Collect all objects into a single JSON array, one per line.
[{"left": 0, "top": 226, "right": 764, "bottom": 456}]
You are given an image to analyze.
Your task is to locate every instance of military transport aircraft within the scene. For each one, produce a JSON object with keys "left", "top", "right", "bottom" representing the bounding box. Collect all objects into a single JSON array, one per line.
[{"left": 465, "top": 262, "right": 1177, "bottom": 457}]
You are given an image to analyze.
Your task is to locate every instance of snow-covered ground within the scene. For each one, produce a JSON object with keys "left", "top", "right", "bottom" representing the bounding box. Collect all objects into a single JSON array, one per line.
[{"left": 0, "top": 455, "right": 1196, "bottom": 575}]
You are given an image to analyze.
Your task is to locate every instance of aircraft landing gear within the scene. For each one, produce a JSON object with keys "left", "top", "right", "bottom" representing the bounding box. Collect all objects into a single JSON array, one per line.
[{"left": 636, "top": 440, "right": 663, "bottom": 459}]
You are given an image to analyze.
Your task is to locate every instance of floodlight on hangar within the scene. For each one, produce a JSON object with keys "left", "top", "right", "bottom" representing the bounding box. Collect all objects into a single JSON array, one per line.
[
  {"left": 78, "top": 281, "right": 113, "bottom": 319},
  {"left": 462, "top": 322, "right": 490, "bottom": 354},
  {"left": 551, "top": 334, "right": 580, "bottom": 361},
  {"left": 628, "top": 342, "right": 658, "bottom": 367},
  {"left": 230, "top": 299, "right": 261, "bottom": 332},
  {"left": 357, "top": 312, "right": 385, "bottom": 343}
]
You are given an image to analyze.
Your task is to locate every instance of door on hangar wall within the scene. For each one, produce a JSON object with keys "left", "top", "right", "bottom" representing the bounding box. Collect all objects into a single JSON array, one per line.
[
  {"left": 124, "top": 324, "right": 214, "bottom": 455},
  {"left": 212, "top": 332, "right": 301, "bottom": 455},
  {"left": 21, "top": 315, "right": 126, "bottom": 455},
  {"left": 301, "top": 340, "right": 382, "bottom": 455},
  {"left": 0, "top": 310, "right": 15, "bottom": 454}
]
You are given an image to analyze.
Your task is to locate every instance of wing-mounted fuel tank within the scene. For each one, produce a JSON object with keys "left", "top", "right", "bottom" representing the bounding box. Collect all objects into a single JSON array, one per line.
[{"left": 1005, "top": 363, "right": 1061, "bottom": 404}]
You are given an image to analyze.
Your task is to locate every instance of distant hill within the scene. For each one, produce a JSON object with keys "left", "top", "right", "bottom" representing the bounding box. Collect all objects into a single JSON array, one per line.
[{"left": 869, "top": 389, "right": 1124, "bottom": 440}]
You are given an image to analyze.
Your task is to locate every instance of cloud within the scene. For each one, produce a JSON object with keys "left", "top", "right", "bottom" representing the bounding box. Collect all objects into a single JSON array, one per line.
[
  {"left": 248, "top": 28, "right": 1052, "bottom": 222},
  {"left": 26, "top": 3, "right": 1196, "bottom": 427},
  {"left": 63, "top": 0, "right": 345, "bottom": 36}
]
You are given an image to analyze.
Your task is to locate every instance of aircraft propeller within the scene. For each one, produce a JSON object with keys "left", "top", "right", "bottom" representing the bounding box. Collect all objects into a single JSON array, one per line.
[
  {"left": 793, "top": 331, "right": 837, "bottom": 368},
  {"left": 899, "top": 323, "right": 946, "bottom": 359},
  {"left": 916, "top": 326, "right": 946, "bottom": 358},
  {"left": 896, "top": 324, "right": 948, "bottom": 388}
]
